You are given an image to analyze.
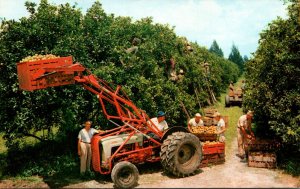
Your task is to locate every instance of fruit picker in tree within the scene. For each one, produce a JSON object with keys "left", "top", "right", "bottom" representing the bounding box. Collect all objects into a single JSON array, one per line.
[
  {"left": 177, "top": 69, "right": 185, "bottom": 83},
  {"left": 185, "top": 41, "right": 193, "bottom": 52},
  {"left": 236, "top": 111, "right": 255, "bottom": 160},
  {"left": 182, "top": 37, "right": 193, "bottom": 53},
  {"left": 78, "top": 121, "right": 103, "bottom": 175},
  {"left": 121, "top": 37, "right": 141, "bottom": 65},
  {"left": 188, "top": 113, "right": 204, "bottom": 127},
  {"left": 168, "top": 57, "right": 178, "bottom": 81},
  {"left": 214, "top": 112, "right": 226, "bottom": 143},
  {"left": 203, "top": 61, "right": 210, "bottom": 75},
  {"left": 125, "top": 37, "right": 141, "bottom": 54}
]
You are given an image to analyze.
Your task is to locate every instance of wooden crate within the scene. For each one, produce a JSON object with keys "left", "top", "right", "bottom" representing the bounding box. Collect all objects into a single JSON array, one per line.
[
  {"left": 195, "top": 133, "right": 218, "bottom": 141},
  {"left": 17, "top": 56, "right": 74, "bottom": 91},
  {"left": 200, "top": 153, "right": 225, "bottom": 168},
  {"left": 248, "top": 152, "right": 276, "bottom": 169},
  {"left": 202, "top": 142, "right": 225, "bottom": 155},
  {"left": 248, "top": 139, "right": 280, "bottom": 152},
  {"left": 204, "top": 108, "right": 218, "bottom": 118}
]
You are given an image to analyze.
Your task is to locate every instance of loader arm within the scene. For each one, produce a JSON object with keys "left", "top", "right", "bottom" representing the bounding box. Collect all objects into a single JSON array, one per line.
[{"left": 17, "top": 57, "right": 163, "bottom": 138}]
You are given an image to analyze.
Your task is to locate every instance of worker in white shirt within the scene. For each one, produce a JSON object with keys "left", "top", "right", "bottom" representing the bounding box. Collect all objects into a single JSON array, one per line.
[
  {"left": 188, "top": 113, "right": 204, "bottom": 127},
  {"left": 146, "top": 111, "right": 169, "bottom": 141},
  {"left": 149, "top": 111, "right": 169, "bottom": 132},
  {"left": 214, "top": 112, "right": 226, "bottom": 142},
  {"left": 236, "top": 111, "right": 255, "bottom": 160},
  {"left": 78, "top": 121, "right": 102, "bottom": 174}
]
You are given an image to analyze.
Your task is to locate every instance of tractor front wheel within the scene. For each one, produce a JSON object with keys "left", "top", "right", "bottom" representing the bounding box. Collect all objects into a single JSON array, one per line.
[
  {"left": 160, "top": 132, "right": 202, "bottom": 177},
  {"left": 111, "top": 161, "right": 139, "bottom": 189}
]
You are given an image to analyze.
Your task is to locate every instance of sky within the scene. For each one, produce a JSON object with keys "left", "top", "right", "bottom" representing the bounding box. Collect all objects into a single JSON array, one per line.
[{"left": 0, "top": 0, "right": 288, "bottom": 57}]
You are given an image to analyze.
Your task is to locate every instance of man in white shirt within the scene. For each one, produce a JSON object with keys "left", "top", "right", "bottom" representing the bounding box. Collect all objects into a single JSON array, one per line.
[
  {"left": 236, "top": 111, "right": 255, "bottom": 160},
  {"left": 78, "top": 121, "right": 102, "bottom": 174},
  {"left": 214, "top": 112, "right": 226, "bottom": 142},
  {"left": 188, "top": 113, "right": 204, "bottom": 127},
  {"left": 149, "top": 111, "right": 169, "bottom": 132},
  {"left": 146, "top": 111, "right": 169, "bottom": 142}
]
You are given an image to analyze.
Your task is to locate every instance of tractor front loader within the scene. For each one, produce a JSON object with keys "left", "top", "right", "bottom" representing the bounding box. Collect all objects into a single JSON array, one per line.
[{"left": 17, "top": 56, "right": 202, "bottom": 188}]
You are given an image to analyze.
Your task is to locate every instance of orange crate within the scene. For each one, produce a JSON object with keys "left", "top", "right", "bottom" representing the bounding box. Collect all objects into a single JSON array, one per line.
[
  {"left": 195, "top": 133, "right": 218, "bottom": 141},
  {"left": 204, "top": 108, "right": 218, "bottom": 118},
  {"left": 248, "top": 152, "right": 276, "bottom": 169},
  {"left": 200, "top": 153, "right": 225, "bottom": 168},
  {"left": 202, "top": 143, "right": 225, "bottom": 155},
  {"left": 17, "top": 56, "right": 74, "bottom": 91}
]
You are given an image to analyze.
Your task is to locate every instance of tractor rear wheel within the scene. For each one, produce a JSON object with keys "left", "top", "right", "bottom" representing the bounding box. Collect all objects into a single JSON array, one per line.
[
  {"left": 225, "top": 95, "right": 230, "bottom": 107},
  {"left": 111, "top": 161, "right": 139, "bottom": 189},
  {"left": 160, "top": 132, "right": 202, "bottom": 177}
]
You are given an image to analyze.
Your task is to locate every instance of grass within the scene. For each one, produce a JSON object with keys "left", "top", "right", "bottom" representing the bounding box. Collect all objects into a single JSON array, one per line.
[{"left": 207, "top": 78, "right": 244, "bottom": 152}]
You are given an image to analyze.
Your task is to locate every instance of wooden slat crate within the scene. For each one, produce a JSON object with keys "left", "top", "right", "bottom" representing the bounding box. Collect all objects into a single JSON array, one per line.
[
  {"left": 248, "top": 152, "right": 276, "bottom": 169},
  {"left": 204, "top": 108, "right": 218, "bottom": 118},
  {"left": 196, "top": 133, "right": 218, "bottom": 141},
  {"left": 17, "top": 56, "right": 74, "bottom": 91},
  {"left": 248, "top": 139, "right": 280, "bottom": 152},
  {"left": 200, "top": 153, "right": 225, "bottom": 168},
  {"left": 202, "top": 142, "right": 225, "bottom": 155}
]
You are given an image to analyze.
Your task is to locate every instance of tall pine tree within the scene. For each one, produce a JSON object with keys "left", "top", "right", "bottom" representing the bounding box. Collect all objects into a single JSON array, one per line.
[
  {"left": 243, "top": 55, "right": 249, "bottom": 63},
  {"left": 228, "top": 44, "right": 244, "bottom": 74},
  {"left": 209, "top": 40, "right": 224, "bottom": 57}
]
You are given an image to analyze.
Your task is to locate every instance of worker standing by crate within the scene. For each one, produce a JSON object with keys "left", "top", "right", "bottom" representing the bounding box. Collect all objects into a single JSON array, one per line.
[
  {"left": 188, "top": 113, "right": 204, "bottom": 127},
  {"left": 236, "top": 111, "right": 255, "bottom": 161},
  {"left": 214, "top": 112, "right": 226, "bottom": 142}
]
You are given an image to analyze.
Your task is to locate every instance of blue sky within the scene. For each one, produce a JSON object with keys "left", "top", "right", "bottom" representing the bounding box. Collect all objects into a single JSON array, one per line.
[{"left": 0, "top": 0, "right": 288, "bottom": 57}]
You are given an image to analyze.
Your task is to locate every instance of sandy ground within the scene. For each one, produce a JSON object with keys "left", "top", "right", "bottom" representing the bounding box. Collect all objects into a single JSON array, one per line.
[{"left": 63, "top": 138, "right": 300, "bottom": 188}]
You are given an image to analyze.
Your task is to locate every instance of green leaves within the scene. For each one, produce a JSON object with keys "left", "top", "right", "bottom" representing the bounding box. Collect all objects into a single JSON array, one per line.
[
  {"left": 0, "top": 1, "right": 238, "bottom": 148},
  {"left": 244, "top": 1, "right": 300, "bottom": 150},
  {"left": 228, "top": 44, "right": 244, "bottom": 74},
  {"left": 209, "top": 40, "right": 224, "bottom": 58}
]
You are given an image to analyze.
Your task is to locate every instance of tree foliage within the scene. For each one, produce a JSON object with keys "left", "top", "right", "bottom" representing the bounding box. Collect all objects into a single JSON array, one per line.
[
  {"left": 243, "top": 1, "right": 300, "bottom": 150},
  {"left": 228, "top": 44, "right": 244, "bottom": 74},
  {"left": 209, "top": 40, "right": 224, "bottom": 58},
  {"left": 0, "top": 0, "right": 239, "bottom": 148}
]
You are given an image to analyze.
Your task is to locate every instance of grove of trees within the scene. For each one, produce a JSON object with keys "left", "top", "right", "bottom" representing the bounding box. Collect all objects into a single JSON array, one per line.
[{"left": 0, "top": 0, "right": 239, "bottom": 153}]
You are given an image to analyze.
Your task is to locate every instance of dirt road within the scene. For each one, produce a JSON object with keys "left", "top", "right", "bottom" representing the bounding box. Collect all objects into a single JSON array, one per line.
[{"left": 65, "top": 138, "right": 299, "bottom": 188}]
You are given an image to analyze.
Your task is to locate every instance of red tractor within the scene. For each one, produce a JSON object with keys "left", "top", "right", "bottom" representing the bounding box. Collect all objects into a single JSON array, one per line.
[{"left": 17, "top": 56, "right": 202, "bottom": 188}]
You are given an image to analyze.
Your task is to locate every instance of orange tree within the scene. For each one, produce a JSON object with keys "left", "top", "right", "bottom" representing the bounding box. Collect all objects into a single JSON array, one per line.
[
  {"left": 243, "top": 1, "right": 299, "bottom": 151},
  {"left": 0, "top": 1, "right": 238, "bottom": 151}
]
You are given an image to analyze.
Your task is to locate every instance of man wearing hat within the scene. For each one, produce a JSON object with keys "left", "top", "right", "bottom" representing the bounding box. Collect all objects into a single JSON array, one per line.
[
  {"left": 214, "top": 112, "right": 226, "bottom": 142},
  {"left": 188, "top": 113, "right": 204, "bottom": 127},
  {"left": 236, "top": 111, "right": 255, "bottom": 160},
  {"left": 149, "top": 111, "right": 169, "bottom": 132},
  {"left": 77, "top": 121, "right": 103, "bottom": 175}
]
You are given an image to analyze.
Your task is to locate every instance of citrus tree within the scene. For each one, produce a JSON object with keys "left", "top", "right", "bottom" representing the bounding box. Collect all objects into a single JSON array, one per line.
[{"left": 243, "top": 0, "right": 300, "bottom": 150}]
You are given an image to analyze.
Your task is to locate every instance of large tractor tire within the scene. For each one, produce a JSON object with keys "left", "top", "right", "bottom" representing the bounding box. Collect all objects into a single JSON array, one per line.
[
  {"left": 160, "top": 132, "right": 202, "bottom": 177},
  {"left": 111, "top": 161, "right": 139, "bottom": 189},
  {"left": 225, "top": 95, "right": 231, "bottom": 107}
]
